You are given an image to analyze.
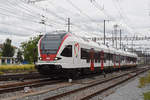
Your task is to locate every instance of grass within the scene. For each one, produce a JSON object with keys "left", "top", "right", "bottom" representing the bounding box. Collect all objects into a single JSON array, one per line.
[
  {"left": 143, "top": 91, "right": 150, "bottom": 100},
  {"left": 139, "top": 71, "right": 150, "bottom": 88},
  {"left": 0, "top": 64, "right": 36, "bottom": 74},
  {"left": 138, "top": 71, "right": 150, "bottom": 100}
]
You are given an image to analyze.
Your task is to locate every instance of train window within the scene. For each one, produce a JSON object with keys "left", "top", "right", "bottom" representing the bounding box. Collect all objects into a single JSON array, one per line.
[
  {"left": 104, "top": 53, "right": 107, "bottom": 63},
  {"left": 106, "top": 53, "right": 111, "bottom": 61},
  {"left": 41, "top": 33, "right": 66, "bottom": 54},
  {"left": 113, "top": 54, "right": 116, "bottom": 63},
  {"left": 98, "top": 52, "right": 101, "bottom": 63},
  {"left": 61, "top": 45, "right": 72, "bottom": 57},
  {"left": 116, "top": 55, "right": 120, "bottom": 63},
  {"left": 109, "top": 53, "right": 113, "bottom": 61},
  {"left": 126, "top": 57, "right": 131, "bottom": 62},
  {"left": 87, "top": 58, "right": 90, "bottom": 63},
  {"left": 120, "top": 56, "right": 124, "bottom": 62},
  {"left": 94, "top": 52, "right": 98, "bottom": 63},
  {"left": 81, "top": 48, "right": 89, "bottom": 59}
]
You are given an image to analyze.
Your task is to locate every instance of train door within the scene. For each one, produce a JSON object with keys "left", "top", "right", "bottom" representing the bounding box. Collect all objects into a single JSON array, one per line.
[
  {"left": 119, "top": 54, "right": 120, "bottom": 69},
  {"left": 90, "top": 48, "right": 94, "bottom": 71},
  {"left": 73, "top": 43, "right": 80, "bottom": 66},
  {"left": 113, "top": 54, "right": 116, "bottom": 69},
  {"left": 100, "top": 51, "right": 104, "bottom": 71}
]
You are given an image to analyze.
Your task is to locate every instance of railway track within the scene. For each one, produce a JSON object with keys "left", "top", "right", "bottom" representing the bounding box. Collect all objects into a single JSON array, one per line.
[
  {"left": 44, "top": 67, "right": 150, "bottom": 100},
  {"left": 0, "top": 72, "right": 45, "bottom": 81},
  {"left": 1, "top": 67, "right": 149, "bottom": 100},
  {"left": 0, "top": 78, "right": 63, "bottom": 94}
]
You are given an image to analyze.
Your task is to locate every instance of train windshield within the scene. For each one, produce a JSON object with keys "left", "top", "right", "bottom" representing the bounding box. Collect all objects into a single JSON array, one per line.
[{"left": 41, "top": 33, "right": 66, "bottom": 54}]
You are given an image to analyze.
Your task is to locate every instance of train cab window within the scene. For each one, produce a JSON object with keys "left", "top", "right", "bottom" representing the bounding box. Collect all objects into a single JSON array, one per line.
[{"left": 61, "top": 45, "right": 72, "bottom": 57}]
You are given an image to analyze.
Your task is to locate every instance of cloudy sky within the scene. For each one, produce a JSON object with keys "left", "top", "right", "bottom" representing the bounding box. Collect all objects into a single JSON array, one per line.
[{"left": 0, "top": 0, "right": 149, "bottom": 51}]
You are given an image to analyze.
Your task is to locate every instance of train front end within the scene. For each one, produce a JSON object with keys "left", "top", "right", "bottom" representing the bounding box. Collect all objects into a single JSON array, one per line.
[{"left": 35, "top": 32, "right": 68, "bottom": 75}]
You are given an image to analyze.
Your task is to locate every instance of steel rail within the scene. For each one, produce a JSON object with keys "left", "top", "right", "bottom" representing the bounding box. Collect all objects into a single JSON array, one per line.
[
  {"left": 0, "top": 72, "right": 44, "bottom": 81},
  {"left": 44, "top": 67, "right": 149, "bottom": 100},
  {"left": 0, "top": 78, "right": 63, "bottom": 94},
  {"left": 81, "top": 68, "right": 149, "bottom": 100}
]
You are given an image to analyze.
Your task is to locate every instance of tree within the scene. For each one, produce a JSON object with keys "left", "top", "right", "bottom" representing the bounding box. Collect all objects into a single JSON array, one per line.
[
  {"left": 21, "top": 36, "right": 40, "bottom": 64},
  {"left": 0, "top": 52, "right": 2, "bottom": 57},
  {"left": 2, "top": 38, "right": 15, "bottom": 57},
  {"left": 16, "top": 49, "right": 23, "bottom": 63}
]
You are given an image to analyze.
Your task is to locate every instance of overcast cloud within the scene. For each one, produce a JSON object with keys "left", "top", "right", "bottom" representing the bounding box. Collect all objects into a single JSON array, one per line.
[{"left": 0, "top": 0, "right": 149, "bottom": 50}]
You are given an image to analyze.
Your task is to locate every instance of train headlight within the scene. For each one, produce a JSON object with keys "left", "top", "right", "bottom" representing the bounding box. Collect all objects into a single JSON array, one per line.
[
  {"left": 39, "top": 57, "right": 42, "bottom": 60},
  {"left": 54, "top": 57, "right": 62, "bottom": 60},
  {"left": 54, "top": 57, "right": 58, "bottom": 60}
]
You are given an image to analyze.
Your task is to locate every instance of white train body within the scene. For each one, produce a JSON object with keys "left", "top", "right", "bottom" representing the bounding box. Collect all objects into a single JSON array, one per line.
[{"left": 35, "top": 31, "right": 138, "bottom": 77}]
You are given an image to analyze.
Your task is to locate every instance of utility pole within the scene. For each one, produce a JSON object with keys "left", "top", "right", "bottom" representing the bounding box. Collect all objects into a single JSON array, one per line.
[
  {"left": 132, "top": 35, "right": 135, "bottom": 53},
  {"left": 114, "top": 24, "right": 118, "bottom": 48},
  {"left": 67, "top": 18, "right": 71, "bottom": 32},
  {"left": 112, "top": 30, "right": 114, "bottom": 47},
  {"left": 104, "top": 20, "right": 106, "bottom": 45},
  {"left": 39, "top": 15, "right": 46, "bottom": 33},
  {"left": 120, "top": 29, "right": 122, "bottom": 49},
  {"left": 103, "top": 20, "right": 109, "bottom": 45}
]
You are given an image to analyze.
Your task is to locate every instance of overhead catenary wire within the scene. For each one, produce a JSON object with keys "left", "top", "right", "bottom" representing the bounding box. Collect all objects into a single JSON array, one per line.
[
  {"left": 0, "top": 1, "right": 60, "bottom": 34},
  {"left": 112, "top": 0, "right": 135, "bottom": 30},
  {"left": 62, "top": 0, "right": 106, "bottom": 34},
  {"left": 0, "top": 0, "right": 65, "bottom": 32},
  {"left": 90, "top": 0, "right": 134, "bottom": 33},
  {"left": 1, "top": 0, "right": 42, "bottom": 20},
  {"left": 33, "top": 0, "right": 93, "bottom": 33}
]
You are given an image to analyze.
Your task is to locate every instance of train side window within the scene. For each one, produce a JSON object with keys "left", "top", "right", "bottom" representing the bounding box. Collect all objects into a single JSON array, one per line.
[
  {"left": 121, "top": 56, "right": 124, "bottom": 62},
  {"left": 116, "top": 55, "right": 119, "bottom": 63},
  {"left": 98, "top": 52, "right": 101, "bottom": 63},
  {"left": 104, "top": 53, "right": 107, "bottom": 63},
  {"left": 113, "top": 54, "right": 116, "bottom": 63},
  {"left": 81, "top": 48, "right": 89, "bottom": 59},
  {"left": 109, "top": 53, "right": 113, "bottom": 61},
  {"left": 61, "top": 45, "right": 72, "bottom": 57},
  {"left": 94, "top": 52, "right": 98, "bottom": 63},
  {"left": 106, "top": 53, "right": 111, "bottom": 61},
  {"left": 81, "top": 48, "right": 90, "bottom": 63}
]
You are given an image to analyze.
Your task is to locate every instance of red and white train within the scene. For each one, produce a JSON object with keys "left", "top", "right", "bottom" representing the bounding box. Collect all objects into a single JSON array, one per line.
[{"left": 35, "top": 31, "right": 138, "bottom": 78}]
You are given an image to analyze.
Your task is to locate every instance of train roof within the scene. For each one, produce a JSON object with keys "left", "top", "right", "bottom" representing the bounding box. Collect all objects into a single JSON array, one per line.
[
  {"left": 43, "top": 32, "right": 138, "bottom": 58},
  {"left": 70, "top": 33, "right": 138, "bottom": 58}
]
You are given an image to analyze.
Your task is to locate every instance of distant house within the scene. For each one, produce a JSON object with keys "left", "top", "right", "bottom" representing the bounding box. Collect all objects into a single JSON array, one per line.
[
  {"left": 0, "top": 44, "right": 17, "bottom": 65},
  {"left": 0, "top": 57, "right": 16, "bottom": 65}
]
